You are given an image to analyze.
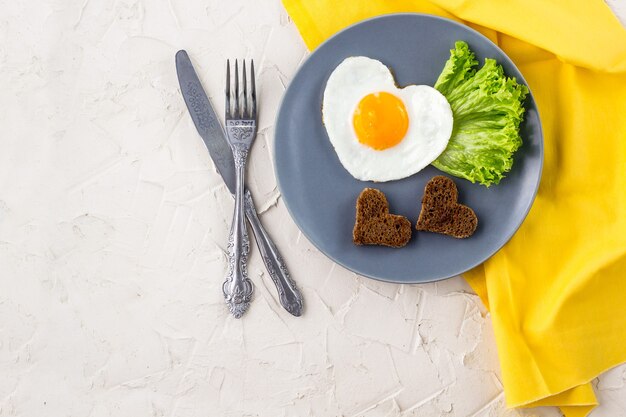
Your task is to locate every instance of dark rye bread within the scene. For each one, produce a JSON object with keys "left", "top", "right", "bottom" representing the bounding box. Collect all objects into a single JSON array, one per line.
[
  {"left": 416, "top": 176, "right": 478, "bottom": 238},
  {"left": 353, "top": 188, "right": 412, "bottom": 248}
]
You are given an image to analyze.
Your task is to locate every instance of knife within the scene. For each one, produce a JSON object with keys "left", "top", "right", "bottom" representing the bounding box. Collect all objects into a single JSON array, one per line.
[{"left": 175, "top": 50, "right": 304, "bottom": 317}]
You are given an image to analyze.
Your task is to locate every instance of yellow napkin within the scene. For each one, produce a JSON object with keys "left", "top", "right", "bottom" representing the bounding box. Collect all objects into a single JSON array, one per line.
[{"left": 281, "top": 1, "right": 626, "bottom": 416}]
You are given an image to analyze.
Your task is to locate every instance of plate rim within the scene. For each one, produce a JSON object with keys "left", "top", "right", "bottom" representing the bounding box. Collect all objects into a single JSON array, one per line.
[{"left": 273, "top": 12, "right": 544, "bottom": 283}]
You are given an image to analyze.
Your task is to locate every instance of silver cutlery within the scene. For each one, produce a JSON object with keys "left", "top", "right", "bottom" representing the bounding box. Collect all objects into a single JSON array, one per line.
[
  {"left": 222, "top": 59, "right": 256, "bottom": 318},
  {"left": 175, "top": 51, "right": 304, "bottom": 318}
]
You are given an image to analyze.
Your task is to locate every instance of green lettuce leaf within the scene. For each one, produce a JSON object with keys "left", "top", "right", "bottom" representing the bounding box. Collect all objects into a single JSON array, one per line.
[{"left": 432, "top": 41, "right": 529, "bottom": 186}]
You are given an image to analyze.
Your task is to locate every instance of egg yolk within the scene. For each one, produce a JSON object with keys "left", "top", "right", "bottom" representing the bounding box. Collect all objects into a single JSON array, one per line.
[{"left": 352, "top": 92, "right": 409, "bottom": 150}]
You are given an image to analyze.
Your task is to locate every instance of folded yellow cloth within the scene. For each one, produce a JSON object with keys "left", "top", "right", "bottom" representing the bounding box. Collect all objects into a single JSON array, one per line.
[{"left": 281, "top": 1, "right": 626, "bottom": 416}]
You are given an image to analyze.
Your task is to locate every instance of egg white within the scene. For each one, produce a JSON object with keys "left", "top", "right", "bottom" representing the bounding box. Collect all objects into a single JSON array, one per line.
[{"left": 322, "top": 56, "right": 453, "bottom": 182}]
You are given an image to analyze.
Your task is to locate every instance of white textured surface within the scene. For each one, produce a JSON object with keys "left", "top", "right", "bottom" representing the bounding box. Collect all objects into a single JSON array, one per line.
[{"left": 1, "top": 1, "right": 625, "bottom": 416}]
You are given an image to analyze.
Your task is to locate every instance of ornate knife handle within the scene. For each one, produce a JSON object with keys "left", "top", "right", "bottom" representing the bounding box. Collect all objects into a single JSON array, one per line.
[
  {"left": 244, "top": 190, "right": 304, "bottom": 316},
  {"left": 222, "top": 143, "right": 254, "bottom": 318}
]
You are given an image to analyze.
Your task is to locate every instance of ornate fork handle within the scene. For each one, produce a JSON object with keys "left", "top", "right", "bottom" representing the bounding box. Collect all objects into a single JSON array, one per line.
[
  {"left": 244, "top": 190, "right": 303, "bottom": 316},
  {"left": 223, "top": 137, "right": 254, "bottom": 318}
]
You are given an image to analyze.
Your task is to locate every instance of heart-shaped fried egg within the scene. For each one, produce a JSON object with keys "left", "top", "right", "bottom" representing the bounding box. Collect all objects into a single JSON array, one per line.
[{"left": 322, "top": 57, "right": 453, "bottom": 182}]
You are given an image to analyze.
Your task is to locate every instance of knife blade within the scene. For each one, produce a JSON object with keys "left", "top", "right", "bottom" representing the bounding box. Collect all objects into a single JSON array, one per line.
[
  {"left": 175, "top": 50, "right": 236, "bottom": 194},
  {"left": 175, "top": 50, "right": 304, "bottom": 317}
]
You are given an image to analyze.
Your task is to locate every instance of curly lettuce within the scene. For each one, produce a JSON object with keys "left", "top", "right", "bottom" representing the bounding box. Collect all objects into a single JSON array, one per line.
[{"left": 433, "top": 41, "right": 529, "bottom": 186}]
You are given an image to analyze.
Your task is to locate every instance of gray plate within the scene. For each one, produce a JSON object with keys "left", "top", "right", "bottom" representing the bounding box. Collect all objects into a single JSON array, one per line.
[{"left": 274, "top": 13, "right": 543, "bottom": 283}]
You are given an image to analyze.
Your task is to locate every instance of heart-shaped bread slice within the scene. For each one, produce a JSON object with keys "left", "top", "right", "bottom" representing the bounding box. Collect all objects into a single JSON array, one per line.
[
  {"left": 353, "top": 188, "right": 412, "bottom": 248},
  {"left": 416, "top": 176, "right": 478, "bottom": 238}
]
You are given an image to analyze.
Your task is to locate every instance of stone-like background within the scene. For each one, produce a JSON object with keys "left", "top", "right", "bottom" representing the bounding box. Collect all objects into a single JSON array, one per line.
[{"left": 1, "top": 1, "right": 625, "bottom": 416}]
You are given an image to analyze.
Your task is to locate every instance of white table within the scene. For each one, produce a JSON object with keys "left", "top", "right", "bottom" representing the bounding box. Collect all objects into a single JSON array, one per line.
[{"left": 1, "top": 1, "right": 625, "bottom": 416}]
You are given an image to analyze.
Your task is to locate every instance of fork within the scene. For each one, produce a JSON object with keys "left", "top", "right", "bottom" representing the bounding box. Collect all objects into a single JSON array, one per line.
[{"left": 222, "top": 59, "right": 256, "bottom": 318}]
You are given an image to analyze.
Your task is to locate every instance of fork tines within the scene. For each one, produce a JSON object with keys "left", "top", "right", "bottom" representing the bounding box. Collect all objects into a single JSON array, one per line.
[{"left": 225, "top": 59, "right": 256, "bottom": 120}]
